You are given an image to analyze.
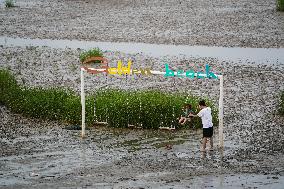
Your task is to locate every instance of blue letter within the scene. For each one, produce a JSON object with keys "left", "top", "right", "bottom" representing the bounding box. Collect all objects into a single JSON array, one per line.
[
  {"left": 164, "top": 64, "right": 175, "bottom": 77},
  {"left": 186, "top": 70, "right": 195, "bottom": 79},
  {"left": 197, "top": 72, "right": 205, "bottom": 79},
  {"left": 206, "top": 64, "right": 218, "bottom": 79},
  {"left": 177, "top": 70, "right": 184, "bottom": 78}
]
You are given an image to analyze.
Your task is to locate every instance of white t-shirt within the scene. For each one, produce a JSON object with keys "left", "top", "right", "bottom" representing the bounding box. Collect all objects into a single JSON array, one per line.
[{"left": 197, "top": 107, "right": 213, "bottom": 128}]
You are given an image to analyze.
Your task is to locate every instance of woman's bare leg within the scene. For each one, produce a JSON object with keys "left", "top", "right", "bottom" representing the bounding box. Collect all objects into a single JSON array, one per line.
[
  {"left": 209, "top": 137, "right": 213, "bottom": 150},
  {"left": 201, "top": 137, "right": 207, "bottom": 151}
]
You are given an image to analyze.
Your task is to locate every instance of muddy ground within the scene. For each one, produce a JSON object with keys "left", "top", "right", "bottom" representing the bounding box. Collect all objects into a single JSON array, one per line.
[
  {"left": 0, "top": 0, "right": 284, "bottom": 188},
  {"left": 1, "top": 105, "right": 284, "bottom": 189},
  {"left": 0, "top": 45, "right": 284, "bottom": 188},
  {"left": 0, "top": 100, "right": 284, "bottom": 188},
  {"left": 0, "top": 0, "right": 284, "bottom": 48}
]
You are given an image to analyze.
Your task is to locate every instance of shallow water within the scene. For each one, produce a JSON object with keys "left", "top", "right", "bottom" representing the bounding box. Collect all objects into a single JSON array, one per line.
[
  {"left": 0, "top": 126, "right": 236, "bottom": 187},
  {"left": 1, "top": 36, "right": 284, "bottom": 64},
  {"left": 114, "top": 174, "right": 284, "bottom": 189}
]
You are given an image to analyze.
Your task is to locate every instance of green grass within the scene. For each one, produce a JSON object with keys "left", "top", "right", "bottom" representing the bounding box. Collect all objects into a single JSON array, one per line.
[
  {"left": 94, "top": 89, "right": 219, "bottom": 129},
  {"left": 79, "top": 48, "right": 103, "bottom": 63},
  {"left": 0, "top": 69, "right": 95, "bottom": 126},
  {"left": 277, "top": 0, "right": 284, "bottom": 11},
  {"left": 5, "top": 0, "right": 14, "bottom": 8},
  {"left": 0, "top": 69, "right": 219, "bottom": 129}
]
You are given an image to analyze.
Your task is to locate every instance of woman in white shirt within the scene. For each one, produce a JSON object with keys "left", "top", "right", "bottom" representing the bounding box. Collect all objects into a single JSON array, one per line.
[{"left": 189, "top": 100, "right": 213, "bottom": 152}]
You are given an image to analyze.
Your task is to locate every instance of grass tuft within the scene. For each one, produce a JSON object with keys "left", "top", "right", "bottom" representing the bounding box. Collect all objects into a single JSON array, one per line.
[
  {"left": 79, "top": 48, "right": 103, "bottom": 63},
  {"left": 5, "top": 0, "right": 14, "bottom": 8},
  {"left": 277, "top": 0, "right": 284, "bottom": 11}
]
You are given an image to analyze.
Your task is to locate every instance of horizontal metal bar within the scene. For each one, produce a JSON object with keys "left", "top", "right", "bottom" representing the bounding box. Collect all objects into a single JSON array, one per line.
[{"left": 80, "top": 67, "right": 222, "bottom": 78}]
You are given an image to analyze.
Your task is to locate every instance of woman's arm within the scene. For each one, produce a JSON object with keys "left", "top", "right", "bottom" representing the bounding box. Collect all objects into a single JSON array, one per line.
[{"left": 188, "top": 113, "right": 198, "bottom": 117}]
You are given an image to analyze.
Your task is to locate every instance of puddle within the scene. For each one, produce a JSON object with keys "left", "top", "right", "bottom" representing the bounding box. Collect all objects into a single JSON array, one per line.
[
  {"left": 0, "top": 108, "right": 277, "bottom": 188},
  {"left": 136, "top": 171, "right": 171, "bottom": 179},
  {"left": 1, "top": 36, "right": 284, "bottom": 64},
  {"left": 114, "top": 174, "right": 284, "bottom": 189},
  {"left": 0, "top": 124, "right": 266, "bottom": 188}
]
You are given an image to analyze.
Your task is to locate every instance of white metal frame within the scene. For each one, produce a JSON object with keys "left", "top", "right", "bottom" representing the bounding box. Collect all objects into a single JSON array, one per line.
[{"left": 80, "top": 67, "right": 224, "bottom": 149}]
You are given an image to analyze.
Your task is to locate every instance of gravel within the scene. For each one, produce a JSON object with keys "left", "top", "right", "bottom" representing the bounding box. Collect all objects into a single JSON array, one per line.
[{"left": 0, "top": 0, "right": 283, "bottom": 48}]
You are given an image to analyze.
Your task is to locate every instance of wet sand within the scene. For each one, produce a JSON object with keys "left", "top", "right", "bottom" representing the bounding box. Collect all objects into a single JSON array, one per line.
[
  {"left": 0, "top": 0, "right": 283, "bottom": 48},
  {"left": 0, "top": 0, "right": 284, "bottom": 188},
  {"left": 1, "top": 105, "right": 284, "bottom": 188},
  {"left": 0, "top": 45, "right": 284, "bottom": 188}
]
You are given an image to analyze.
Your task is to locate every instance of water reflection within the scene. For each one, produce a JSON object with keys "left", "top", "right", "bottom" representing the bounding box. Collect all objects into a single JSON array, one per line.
[
  {"left": 189, "top": 174, "right": 284, "bottom": 189},
  {"left": 1, "top": 36, "right": 284, "bottom": 64}
]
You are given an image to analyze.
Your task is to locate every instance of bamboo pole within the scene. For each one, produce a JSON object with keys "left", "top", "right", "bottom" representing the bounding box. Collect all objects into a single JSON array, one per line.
[
  {"left": 218, "top": 75, "right": 224, "bottom": 149},
  {"left": 81, "top": 69, "right": 86, "bottom": 138}
]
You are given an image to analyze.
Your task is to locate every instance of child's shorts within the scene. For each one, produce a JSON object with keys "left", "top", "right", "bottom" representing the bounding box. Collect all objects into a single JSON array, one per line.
[{"left": 203, "top": 127, "right": 213, "bottom": 138}]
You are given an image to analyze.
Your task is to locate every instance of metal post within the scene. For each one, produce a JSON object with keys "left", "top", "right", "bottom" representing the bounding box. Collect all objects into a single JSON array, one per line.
[
  {"left": 81, "top": 69, "right": 86, "bottom": 138},
  {"left": 218, "top": 75, "right": 224, "bottom": 149}
]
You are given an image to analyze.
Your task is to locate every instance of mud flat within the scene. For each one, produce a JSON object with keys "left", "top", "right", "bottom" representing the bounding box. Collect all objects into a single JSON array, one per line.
[
  {"left": 0, "top": 0, "right": 284, "bottom": 48},
  {"left": 0, "top": 44, "right": 284, "bottom": 188},
  {"left": 1, "top": 0, "right": 284, "bottom": 187},
  {"left": 0, "top": 105, "right": 284, "bottom": 188}
]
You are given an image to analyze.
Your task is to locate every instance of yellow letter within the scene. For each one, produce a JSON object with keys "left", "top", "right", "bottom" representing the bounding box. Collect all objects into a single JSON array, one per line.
[
  {"left": 145, "top": 68, "right": 152, "bottom": 75},
  {"left": 132, "top": 69, "right": 139, "bottom": 75},
  {"left": 122, "top": 60, "right": 132, "bottom": 75},
  {"left": 117, "top": 60, "right": 122, "bottom": 75},
  {"left": 140, "top": 68, "right": 152, "bottom": 75},
  {"left": 108, "top": 67, "right": 117, "bottom": 74}
]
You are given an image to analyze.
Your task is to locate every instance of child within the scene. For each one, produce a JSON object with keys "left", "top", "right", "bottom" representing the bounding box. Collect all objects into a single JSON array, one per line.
[
  {"left": 178, "top": 104, "right": 194, "bottom": 125},
  {"left": 189, "top": 100, "right": 213, "bottom": 151}
]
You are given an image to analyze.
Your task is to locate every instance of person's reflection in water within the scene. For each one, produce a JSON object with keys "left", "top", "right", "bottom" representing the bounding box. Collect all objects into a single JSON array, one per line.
[{"left": 208, "top": 150, "right": 215, "bottom": 160}]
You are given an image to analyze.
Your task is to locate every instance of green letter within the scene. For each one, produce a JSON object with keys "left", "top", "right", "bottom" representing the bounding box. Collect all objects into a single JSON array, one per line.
[
  {"left": 186, "top": 70, "right": 195, "bottom": 79},
  {"left": 177, "top": 70, "right": 184, "bottom": 78},
  {"left": 164, "top": 64, "right": 175, "bottom": 77}
]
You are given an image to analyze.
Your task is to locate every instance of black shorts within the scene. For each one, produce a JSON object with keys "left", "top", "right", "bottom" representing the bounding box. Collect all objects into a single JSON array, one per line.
[{"left": 203, "top": 127, "right": 213, "bottom": 138}]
